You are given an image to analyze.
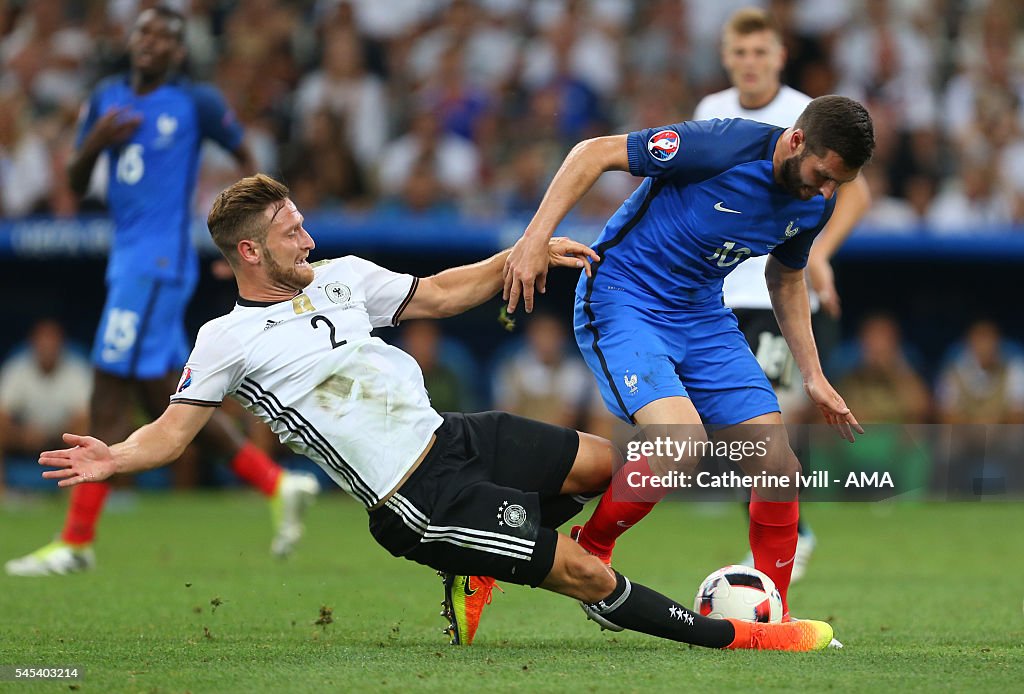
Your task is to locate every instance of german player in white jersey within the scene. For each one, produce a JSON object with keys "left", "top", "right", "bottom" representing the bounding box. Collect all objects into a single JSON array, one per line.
[
  {"left": 693, "top": 7, "right": 872, "bottom": 580},
  {"left": 37, "top": 174, "right": 838, "bottom": 652}
]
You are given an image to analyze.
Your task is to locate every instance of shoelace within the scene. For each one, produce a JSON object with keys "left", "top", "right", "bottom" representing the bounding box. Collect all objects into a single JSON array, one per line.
[
  {"left": 749, "top": 623, "right": 766, "bottom": 650},
  {"left": 750, "top": 622, "right": 796, "bottom": 650},
  {"left": 474, "top": 577, "right": 504, "bottom": 605}
]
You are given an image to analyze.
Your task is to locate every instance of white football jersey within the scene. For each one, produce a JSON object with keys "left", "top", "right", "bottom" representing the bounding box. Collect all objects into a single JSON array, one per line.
[
  {"left": 170, "top": 257, "right": 443, "bottom": 508},
  {"left": 693, "top": 85, "right": 820, "bottom": 311}
]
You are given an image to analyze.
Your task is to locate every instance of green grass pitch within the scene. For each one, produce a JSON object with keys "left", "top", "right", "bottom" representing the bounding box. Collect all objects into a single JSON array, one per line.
[{"left": 1, "top": 493, "right": 1021, "bottom": 692}]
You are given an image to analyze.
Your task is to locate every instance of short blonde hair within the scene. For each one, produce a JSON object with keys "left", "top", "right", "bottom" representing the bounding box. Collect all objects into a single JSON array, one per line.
[
  {"left": 723, "top": 7, "right": 781, "bottom": 42},
  {"left": 207, "top": 174, "right": 289, "bottom": 264}
]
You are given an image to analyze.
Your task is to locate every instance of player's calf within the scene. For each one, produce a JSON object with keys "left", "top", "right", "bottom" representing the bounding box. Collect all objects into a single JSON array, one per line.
[{"left": 540, "top": 534, "right": 617, "bottom": 603}]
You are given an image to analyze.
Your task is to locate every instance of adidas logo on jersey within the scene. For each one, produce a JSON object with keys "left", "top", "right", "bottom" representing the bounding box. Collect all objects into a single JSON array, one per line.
[{"left": 264, "top": 320, "right": 281, "bottom": 331}]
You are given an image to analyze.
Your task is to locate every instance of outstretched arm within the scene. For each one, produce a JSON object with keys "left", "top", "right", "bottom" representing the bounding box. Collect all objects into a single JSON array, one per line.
[
  {"left": 39, "top": 403, "right": 215, "bottom": 487},
  {"left": 402, "top": 237, "right": 599, "bottom": 320},
  {"left": 503, "top": 135, "right": 629, "bottom": 314},
  {"left": 766, "top": 256, "right": 863, "bottom": 442}
]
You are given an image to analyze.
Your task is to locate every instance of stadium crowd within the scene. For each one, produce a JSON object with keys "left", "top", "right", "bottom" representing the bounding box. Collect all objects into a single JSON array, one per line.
[
  {"left": 1, "top": 0, "right": 1022, "bottom": 497},
  {"left": 0, "top": 0, "right": 1022, "bottom": 230}
]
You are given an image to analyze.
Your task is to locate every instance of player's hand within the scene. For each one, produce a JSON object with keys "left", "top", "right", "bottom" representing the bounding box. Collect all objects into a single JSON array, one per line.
[
  {"left": 804, "top": 375, "right": 863, "bottom": 443},
  {"left": 84, "top": 108, "right": 143, "bottom": 151},
  {"left": 808, "top": 258, "right": 841, "bottom": 318},
  {"left": 547, "top": 237, "right": 600, "bottom": 274},
  {"left": 503, "top": 234, "right": 552, "bottom": 314},
  {"left": 39, "top": 433, "right": 117, "bottom": 488}
]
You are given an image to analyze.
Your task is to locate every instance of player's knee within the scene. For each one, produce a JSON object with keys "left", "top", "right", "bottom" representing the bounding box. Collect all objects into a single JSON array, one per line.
[
  {"left": 563, "top": 433, "right": 618, "bottom": 495},
  {"left": 760, "top": 441, "right": 801, "bottom": 479},
  {"left": 580, "top": 433, "right": 619, "bottom": 490},
  {"left": 649, "top": 449, "right": 702, "bottom": 477}
]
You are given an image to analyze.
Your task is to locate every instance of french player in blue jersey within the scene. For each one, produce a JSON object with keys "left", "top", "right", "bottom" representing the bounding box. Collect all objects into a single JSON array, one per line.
[
  {"left": 5, "top": 7, "right": 319, "bottom": 577},
  {"left": 502, "top": 96, "right": 874, "bottom": 621}
]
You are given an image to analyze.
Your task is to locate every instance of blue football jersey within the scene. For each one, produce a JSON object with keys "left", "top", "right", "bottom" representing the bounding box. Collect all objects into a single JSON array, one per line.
[
  {"left": 77, "top": 75, "right": 244, "bottom": 281},
  {"left": 577, "top": 119, "right": 836, "bottom": 309}
]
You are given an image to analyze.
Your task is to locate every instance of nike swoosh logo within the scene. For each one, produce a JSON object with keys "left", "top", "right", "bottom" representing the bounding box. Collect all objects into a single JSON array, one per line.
[
  {"left": 776, "top": 556, "right": 796, "bottom": 568},
  {"left": 714, "top": 201, "right": 742, "bottom": 214},
  {"left": 616, "top": 521, "right": 634, "bottom": 528}
]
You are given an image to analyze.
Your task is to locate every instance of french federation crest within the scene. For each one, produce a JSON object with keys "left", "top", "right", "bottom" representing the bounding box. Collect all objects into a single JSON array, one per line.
[
  {"left": 157, "top": 114, "right": 178, "bottom": 136},
  {"left": 624, "top": 372, "right": 639, "bottom": 395}
]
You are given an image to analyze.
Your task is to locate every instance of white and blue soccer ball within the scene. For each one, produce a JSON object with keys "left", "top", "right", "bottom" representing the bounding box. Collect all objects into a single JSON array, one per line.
[{"left": 693, "top": 565, "right": 783, "bottom": 623}]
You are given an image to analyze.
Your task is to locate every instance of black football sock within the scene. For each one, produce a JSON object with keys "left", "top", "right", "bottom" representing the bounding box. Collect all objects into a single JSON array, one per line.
[
  {"left": 584, "top": 571, "right": 735, "bottom": 648},
  {"left": 539, "top": 493, "right": 599, "bottom": 529}
]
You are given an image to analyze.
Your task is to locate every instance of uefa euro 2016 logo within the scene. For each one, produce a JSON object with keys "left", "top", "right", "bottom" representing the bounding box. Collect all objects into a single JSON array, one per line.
[{"left": 647, "top": 130, "right": 680, "bottom": 161}]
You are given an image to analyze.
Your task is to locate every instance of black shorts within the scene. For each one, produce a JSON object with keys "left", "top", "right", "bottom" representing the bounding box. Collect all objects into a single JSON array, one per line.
[
  {"left": 368, "top": 411, "right": 580, "bottom": 587},
  {"left": 732, "top": 308, "right": 796, "bottom": 388}
]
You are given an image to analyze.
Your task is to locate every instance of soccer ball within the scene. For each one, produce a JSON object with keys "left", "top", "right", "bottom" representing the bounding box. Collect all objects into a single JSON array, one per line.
[{"left": 693, "top": 565, "right": 783, "bottom": 623}]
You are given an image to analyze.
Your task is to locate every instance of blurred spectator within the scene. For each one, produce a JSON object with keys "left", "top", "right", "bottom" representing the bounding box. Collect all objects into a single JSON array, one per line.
[
  {"left": 0, "top": 0, "right": 93, "bottom": 115},
  {"left": 416, "top": 42, "right": 495, "bottom": 143},
  {"left": 825, "top": 313, "right": 931, "bottom": 497},
  {"left": 938, "top": 321, "right": 1024, "bottom": 425},
  {"left": 400, "top": 320, "right": 476, "bottom": 413},
  {"left": 408, "top": 0, "right": 520, "bottom": 92},
  {"left": 493, "top": 312, "right": 601, "bottom": 429},
  {"left": 519, "top": 9, "right": 611, "bottom": 143},
  {"left": 522, "top": 0, "right": 626, "bottom": 99},
  {"left": 283, "top": 108, "right": 369, "bottom": 210},
  {"left": 0, "top": 0, "right": 1018, "bottom": 232},
  {"left": 838, "top": 313, "right": 931, "bottom": 424},
  {"left": 494, "top": 143, "right": 550, "bottom": 217},
  {"left": 330, "top": 0, "right": 439, "bottom": 43},
  {"left": 628, "top": 0, "right": 689, "bottom": 78},
  {"left": 377, "top": 107, "right": 480, "bottom": 209},
  {"left": 0, "top": 319, "right": 91, "bottom": 492},
  {"left": 770, "top": 0, "right": 843, "bottom": 97},
  {"left": 683, "top": 0, "right": 757, "bottom": 91},
  {"left": 903, "top": 173, "right": 938, "bottom": 223},
  {"left": 927, "top": 153, "right": 1013, "bottom": 233},
  {"left": 834, "top": 0, "right": 939, "bottom": 198},
  {"left": 0, "top": 87, "right": 52, "bottom": 217},
  {"left": 221, "top": 0, "right": 299, "bottom": 68},
  {"left": 977, "top": 88, "right": 1024, "bottom": 225},
  {"left": 835, "top": 0, "right": 938, "bottom": 131},
  {"left": 936, "top": 320, "right": 1024, "bottom": 495},
  {"left": 859, "top": 163, "right": 920, "bottom": 232},
  {"left": 388, "top": 155, "right": 459, "bottom": 215},
  {"left": 293, "top": 26, "right": 387, "bottom": 170},
  {"left": 943, "top": 0, "right": 1024, "bottom": 155}
]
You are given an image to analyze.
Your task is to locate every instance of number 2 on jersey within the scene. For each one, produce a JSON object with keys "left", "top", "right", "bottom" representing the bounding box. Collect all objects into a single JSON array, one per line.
[{"left": 311, "top": 315, "right": 347, "bottom": 349}]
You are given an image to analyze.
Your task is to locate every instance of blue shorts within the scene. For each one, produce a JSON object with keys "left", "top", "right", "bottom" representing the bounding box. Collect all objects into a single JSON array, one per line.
[
  {"left": 92, "top": 273, "right": 197, "bottom": 379},
  {"left": 573, "top": 298, "right": 779, "bottom": 428}
]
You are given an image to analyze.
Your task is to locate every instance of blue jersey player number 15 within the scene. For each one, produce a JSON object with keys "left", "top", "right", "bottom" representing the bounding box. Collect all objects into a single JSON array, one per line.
[{"left": 68, "top": 8, "right": 251, "bottom": 380}]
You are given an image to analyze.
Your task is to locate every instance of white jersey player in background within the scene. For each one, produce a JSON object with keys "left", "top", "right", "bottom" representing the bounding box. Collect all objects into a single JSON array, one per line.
[{"left": 693, "top": 7, "right": 871, "bottom": 581}]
